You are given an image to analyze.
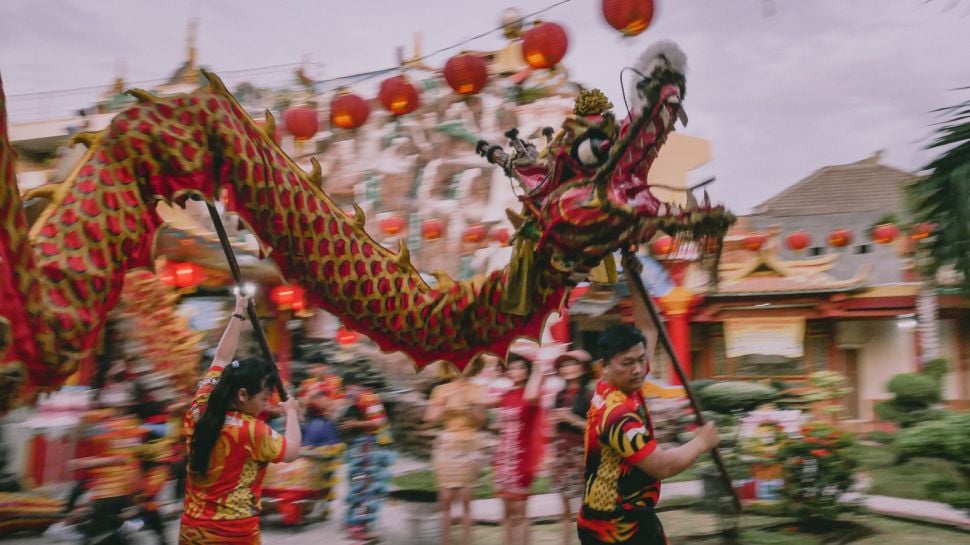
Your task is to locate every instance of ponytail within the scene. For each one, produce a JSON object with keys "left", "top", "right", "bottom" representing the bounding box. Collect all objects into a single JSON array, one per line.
[{"left": 188, "top": 357, "right": 279, "bottom": 476}]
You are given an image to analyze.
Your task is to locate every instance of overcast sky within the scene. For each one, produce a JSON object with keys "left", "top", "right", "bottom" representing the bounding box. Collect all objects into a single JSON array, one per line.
[{"left": 2, "top": 0, "right": 968, "bottom": 214}]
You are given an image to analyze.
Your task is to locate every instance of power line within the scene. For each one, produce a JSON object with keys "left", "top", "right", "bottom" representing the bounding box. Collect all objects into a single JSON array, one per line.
[
  {"left": 7, "top": 62, "right": 325, "bottom": 100},
  {"left": 309, "top": 0, "right": 574, "bottom": 92}
]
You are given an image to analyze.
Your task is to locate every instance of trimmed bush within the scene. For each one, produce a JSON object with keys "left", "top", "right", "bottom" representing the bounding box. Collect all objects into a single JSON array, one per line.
[
  {"left": 922, "top": 358, "right": 949, "bottom": 383},
  {"left": 887, "top": 373, "right": 941, "bottom": 407},
  {"left": 895, "top": 412, "right": 970, "bottom": 465},
  {"left": 696, "top": 381, "right": 778, "bottom": 414}
]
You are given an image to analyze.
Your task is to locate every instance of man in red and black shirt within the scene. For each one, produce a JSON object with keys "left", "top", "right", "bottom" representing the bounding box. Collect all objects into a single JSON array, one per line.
[{"left": 577, "top": 323, "right": 719, "bottom": 544}]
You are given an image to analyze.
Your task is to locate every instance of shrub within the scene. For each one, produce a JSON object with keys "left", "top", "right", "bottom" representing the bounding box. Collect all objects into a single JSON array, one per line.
[
  {"left": 921, "top": 358, "right": 949, "bottom": 383},
  {"left": 875, "top": 402, "right": 947, "bottom": 428},
  {"left": 864, "top": 431, "right": 896, "bottom": 445},
  {"left": 940, "top": 490, "right": 970, "bottom": 510},
  {"left": 779, "top": 422, "right": 857, "bottom": 524},
  {"left": 696, "top": 381, "right": 778, "bottom": 414},
  {"left": 895, "top": 412, "right": 970, "bottom": 465},
  {"left": 887, "top": 373, "right": 940, "bottom": 407}
]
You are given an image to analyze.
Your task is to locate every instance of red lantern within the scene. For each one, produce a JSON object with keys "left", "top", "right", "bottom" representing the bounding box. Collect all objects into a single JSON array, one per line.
[
  {"left": 329, "top": 91, "right": 370, "bottom": 130},
  {"left": 378, "top": 215, "right": 405, "bottom": 236},
  {"left": 871, "top": 223, "right": 900, "bottom": 244},
  {"left": 490, "top": 227, "right": 511, "bottom": 246},
  {"left": 271, "top": 284, "right": 305, "bottom": 310},
  {"left": 911, "top": 222, "right": 935, "bottom": 241},
  {"left": 602, "top": 0, "right": 655, "bottom": 37},
  {"left": 336, "top": 326, "right": 359, "bottom": 345},
  {"left": 165, "top": 261, "right": 205, "bottom": 289},
  {"left": 828, "top": 228, "right": 853, "bottom": 248},
  {"left": 521, "top": 21, "right": 569, "bottom": 69},
  {"left": 282, "top": 106, "right": 319, "bottom": 140},
  {"left": 785, "top": 231, "right": 812, "bottom": 252},
  {"left": 463, "top": 223, "right": 487, "bottom": 244},
  {"left": 743, "top": 233, "right": 766, "bottom": 252},
  {"left": 650, "top": 235, "right": 675, "bottom": 256},
  {"left": 422, "top": 218, "right": 444, "bottom": 241},
  {"left": 443, "top": 53, "right": 488, "bottom": 95},
  {"left": 378, "top": 75, "right": 420, "bottom": 116}
]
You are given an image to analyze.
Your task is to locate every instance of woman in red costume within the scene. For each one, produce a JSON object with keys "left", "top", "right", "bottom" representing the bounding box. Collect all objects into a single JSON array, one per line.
[
  {"left": 491, "top": 349, "right": 545, "bottom": 545},
  {"left": 177, "top": 290, "right": 301, "bottom": 544}
]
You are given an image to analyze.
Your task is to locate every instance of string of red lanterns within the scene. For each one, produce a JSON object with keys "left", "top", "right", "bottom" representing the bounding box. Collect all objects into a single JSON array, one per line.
[
  {"left": 870, "top": 223, "right": 900, "bottom": 244},
  {"left": 827, "top": 228, "right": 854, "bottom": 248},
  {"left": 443, "top": 53, "right": 489, "bottom": 95},
  {"left": 282, "top": 106, "right": 319, "bottom": 141},
  {"left": 378, "top": 75, "right": 420, "bottom": 116},
  {"left": 743, "top": 233, "right": 766, "bottom": 252},
  {"left": 522, "top": 21, "right": 569, "bottom": 69},
  {"left": 378, "top": 215, "right": 406, "bottom": 236},
  {"left": 270, "top": 284, "right": 307, "bottom": 311},
  {"left": 462, "top": 223, "right": 488, "bottom": 244},
  {"left": 785, "top": 231, "right": 812, "bottom": 252},
  {"left": 330, "top": 91, "right": 371, "bottom": 130},
  {"left": 422, "top": 218, "right": 444, "bottom": 241},
  {"left": 158, "top": 261, "right": 206, "bottom": 290}
]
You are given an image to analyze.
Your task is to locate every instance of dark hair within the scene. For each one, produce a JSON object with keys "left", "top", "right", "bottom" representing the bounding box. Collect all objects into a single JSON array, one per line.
[
  {"left": 189, "top": 357, "right": 279, "bottom": 476},
  {"left": 597, "top": 324, "right": 646, "bottom": 364},
  {"left": 505, "top": 352, "right": 534, "bottom": 376}
]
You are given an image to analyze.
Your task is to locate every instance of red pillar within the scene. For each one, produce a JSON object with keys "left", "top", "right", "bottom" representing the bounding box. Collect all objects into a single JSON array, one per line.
[
  {"left": 667, "top": 313, "right": 691, "bottom": 385},
  {"left": 657, "top": 286, "right": 695, "bottom": 385}
]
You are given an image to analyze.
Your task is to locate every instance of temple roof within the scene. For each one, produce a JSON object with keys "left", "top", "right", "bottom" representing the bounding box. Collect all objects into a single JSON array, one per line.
[{"left": 754, "top": 152, "right": 917, "bottom": 217}]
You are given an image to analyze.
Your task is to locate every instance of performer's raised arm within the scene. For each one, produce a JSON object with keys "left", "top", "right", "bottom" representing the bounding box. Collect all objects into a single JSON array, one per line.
[{"left": 211, "top": 289, "right": 253, "bottom": 370}]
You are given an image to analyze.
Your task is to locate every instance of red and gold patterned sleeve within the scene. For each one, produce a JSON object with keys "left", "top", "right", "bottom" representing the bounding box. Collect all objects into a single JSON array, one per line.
[
  {"left": 248, "top": 419, "right": 286, "bottom": 463},
  {"left": 184, "top": 365, "right": 224, "bottom": 433},
  {"left": 599, "top": 406, "right": 657, "bottom": 465}
]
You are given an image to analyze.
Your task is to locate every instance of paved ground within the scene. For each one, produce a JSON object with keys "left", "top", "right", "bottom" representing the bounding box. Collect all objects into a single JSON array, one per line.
[{"left": 5, "top": 456, "right": 968, "bottom": 544}]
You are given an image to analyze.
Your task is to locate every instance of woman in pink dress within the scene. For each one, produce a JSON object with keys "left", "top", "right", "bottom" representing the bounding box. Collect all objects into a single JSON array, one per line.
[{"left": 492, "top": 351, "right": 545, "bottom": 545}]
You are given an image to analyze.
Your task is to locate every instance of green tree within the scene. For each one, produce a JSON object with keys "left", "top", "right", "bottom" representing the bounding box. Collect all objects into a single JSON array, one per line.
[{"left": 909, "top": 93, "right": 970, "bottom": 293}]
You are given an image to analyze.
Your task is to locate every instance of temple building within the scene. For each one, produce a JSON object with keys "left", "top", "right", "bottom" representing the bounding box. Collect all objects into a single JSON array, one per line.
[{"left": 571, "top": 153, "right": 970, "bottom": 424}]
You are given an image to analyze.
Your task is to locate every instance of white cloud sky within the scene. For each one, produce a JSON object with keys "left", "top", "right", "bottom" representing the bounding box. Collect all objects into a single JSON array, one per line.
[{"left": 2, "top": 0, "right": 968, "bottom": 213}]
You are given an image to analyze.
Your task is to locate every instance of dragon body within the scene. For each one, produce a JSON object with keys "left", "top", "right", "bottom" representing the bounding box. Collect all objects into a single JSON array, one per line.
[{"left": 0, "top": 43, "right": 731, "bottom": 407}]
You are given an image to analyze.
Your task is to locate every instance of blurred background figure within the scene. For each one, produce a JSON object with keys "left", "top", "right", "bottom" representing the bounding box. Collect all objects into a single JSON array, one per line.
[
  {"left": 339, "top": 384, "right": 395, "bottom": 542},
  {"left": 490, "top": 348, "right": 545, "bottom": 545},
  {"left": 424, "top": 356, "right": 488, "bottom": 545},
  {"left": 551, "top": 349, "right": 594, "bottom": 545}
]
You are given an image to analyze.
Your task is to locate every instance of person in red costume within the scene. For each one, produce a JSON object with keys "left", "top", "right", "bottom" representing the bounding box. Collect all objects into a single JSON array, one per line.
[
  {"left": 491, "top": 349, "right": 545, "bottom": 545},
  {"left": 177, "top": 290, "right": 301, "bottom": 545}
]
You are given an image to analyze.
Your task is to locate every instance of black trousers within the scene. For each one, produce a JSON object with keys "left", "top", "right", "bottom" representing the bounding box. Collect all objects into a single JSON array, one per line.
[{"left": 578, "top": 508, "right": 667, "bottom": 545}]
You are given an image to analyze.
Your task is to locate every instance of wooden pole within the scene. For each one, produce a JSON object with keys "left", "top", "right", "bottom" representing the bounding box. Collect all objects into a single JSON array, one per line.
[
  {"left": 205, "top": 202, "right": 289, "bottom": 401},
  {"left": 621, "top": 250, "right": 741, "bottom": 513}
]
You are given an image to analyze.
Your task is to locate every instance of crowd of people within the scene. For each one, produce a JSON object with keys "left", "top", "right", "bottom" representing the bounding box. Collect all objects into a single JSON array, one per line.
[{"left": 47, "top": 281, "right": 719, "bottom": 545}]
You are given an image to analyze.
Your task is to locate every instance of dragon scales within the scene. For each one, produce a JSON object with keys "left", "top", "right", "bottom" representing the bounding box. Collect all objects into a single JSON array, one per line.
[{"left": 0, "top": 43, "right": 732, "bottom": 408}]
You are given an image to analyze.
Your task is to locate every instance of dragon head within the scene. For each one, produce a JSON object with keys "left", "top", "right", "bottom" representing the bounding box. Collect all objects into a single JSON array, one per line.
[{"left": 482, "top": 41, "right": 733, "bottom": 278}]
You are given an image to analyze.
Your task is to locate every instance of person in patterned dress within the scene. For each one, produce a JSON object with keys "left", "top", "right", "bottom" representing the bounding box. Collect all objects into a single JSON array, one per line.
[
  {"left": 551, "top": 349, "right": 594, "bottom": 545},
  {"left": 178, "top": 291, "right": 302, "bottom": 545},
  {"left": 491, "top": 350, "right": 545, "bottom": 545},
  {"left": 577, "top": 324, "right": 719, "bottom": 545},
  {"left": 339, "top": 385, "right": 395, "bottom": 542}
]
